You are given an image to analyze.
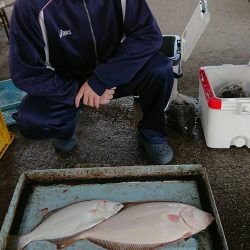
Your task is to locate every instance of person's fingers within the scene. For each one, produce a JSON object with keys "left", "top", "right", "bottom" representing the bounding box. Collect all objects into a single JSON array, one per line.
[
  {"left": 75, "top": 91, "right": 83, "bottom": 108},
  {"left": 102, "top": 93, "right": 113, "bottom": 101},
  {"left": 109, "top": 89, "right": 115, "bottom": 95},
  {"left": 100, "top": 98, "right": 110, "bottom": 105},
  {"left": 83, "top": 92, "right": 89, "bottom": 106},
  {"left": 104, "top": 100, "right": 110, "bottom": 105},
  {"left": 99, "top": 96, "right": 104, "bottom": 105},
  {"left": 108, "top": 94, "right": 113, "bottom": 100},
  {"left": 94, "top": 96, "right": 100, "bottom": 109},
  {"left": 100, "top": 96, "right": 109, "bottom": 105},
  {"left": 99, "top": 87, "right": 117, "bottom": 105},
  {"left": 88, "top": 95, "right": 94, "bottom": 107},
  {"left": 75, "top": 94, "right": 80, "bottom": 108}
]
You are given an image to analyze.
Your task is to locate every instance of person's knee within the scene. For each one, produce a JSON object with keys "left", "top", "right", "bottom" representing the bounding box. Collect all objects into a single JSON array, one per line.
[
  {"left": 17, "top": 112, "right": 75, "bottom": 139},
  {"left": 15, "top": 112, "right": 43, "bottom": 139},
  {"left": 149, "top": 54, "right": 173, "bottom": 78},
  {"left": 16, "top": 106, "right": 74, "bottom": 140}
]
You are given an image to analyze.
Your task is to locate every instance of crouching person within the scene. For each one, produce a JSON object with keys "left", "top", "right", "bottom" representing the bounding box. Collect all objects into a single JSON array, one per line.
[{"left": 9, "top": 0, "right": 174, "bottom": 164}]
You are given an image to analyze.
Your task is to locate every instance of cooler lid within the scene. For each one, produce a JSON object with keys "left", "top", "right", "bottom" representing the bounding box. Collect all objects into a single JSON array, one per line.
[{"left": 181, "top": 0, "right": 210, "bottom": 62}]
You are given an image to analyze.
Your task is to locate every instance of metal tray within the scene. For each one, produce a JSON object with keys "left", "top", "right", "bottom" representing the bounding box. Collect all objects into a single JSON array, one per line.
[{"left": 0, "top": 165, "right": 228, "bottom": 250}]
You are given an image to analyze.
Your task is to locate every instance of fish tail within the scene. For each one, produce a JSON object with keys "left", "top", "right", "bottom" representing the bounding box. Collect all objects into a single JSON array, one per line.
[{"left": 7, "top": 234, "right": 31, "bottom": 250}]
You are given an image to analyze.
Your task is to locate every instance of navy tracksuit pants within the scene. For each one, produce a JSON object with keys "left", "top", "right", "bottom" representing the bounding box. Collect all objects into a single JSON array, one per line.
[{"left": 14, "top": 53, "right": 174, "bottom": 140}]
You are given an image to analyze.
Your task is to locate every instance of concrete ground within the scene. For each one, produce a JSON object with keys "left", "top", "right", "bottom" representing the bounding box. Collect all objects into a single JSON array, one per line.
[{"left": 0, "top": 0, "right": 250, "bottom": 249}]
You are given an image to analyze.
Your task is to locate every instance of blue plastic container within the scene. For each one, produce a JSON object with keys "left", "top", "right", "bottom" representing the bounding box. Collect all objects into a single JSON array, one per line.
[{"left": 0, "top": 79, "right": 26, "bottom": 125}]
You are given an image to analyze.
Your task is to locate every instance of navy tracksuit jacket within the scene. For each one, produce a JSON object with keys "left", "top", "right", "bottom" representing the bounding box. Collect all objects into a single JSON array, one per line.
[{"left": 9, "top": 0, "right": 174, "bottom": 140}]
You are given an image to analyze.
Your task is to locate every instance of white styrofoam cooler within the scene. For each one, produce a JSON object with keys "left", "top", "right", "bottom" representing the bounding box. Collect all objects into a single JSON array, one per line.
[{"left": 199, "top": 65, "right": 250, "bottom": 148}]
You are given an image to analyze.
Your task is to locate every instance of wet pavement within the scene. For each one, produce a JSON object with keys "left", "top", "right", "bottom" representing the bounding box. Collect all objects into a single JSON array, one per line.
[{"left": 0, "top": 0, "right": 250, "bottom": 250}]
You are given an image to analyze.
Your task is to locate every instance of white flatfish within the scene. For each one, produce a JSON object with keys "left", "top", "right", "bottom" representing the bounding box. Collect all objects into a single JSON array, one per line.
[
  {"left": 8, "top": 200, "right": 124, "bottom": 250},
  {"left": 58, "top": 202, "right": 214, "bottom": 250}
]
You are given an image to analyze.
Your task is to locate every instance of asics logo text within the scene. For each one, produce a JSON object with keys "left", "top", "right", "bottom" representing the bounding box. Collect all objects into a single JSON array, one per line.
[{"left": 59, "top": 30, "right": 72, "bottom": 38}]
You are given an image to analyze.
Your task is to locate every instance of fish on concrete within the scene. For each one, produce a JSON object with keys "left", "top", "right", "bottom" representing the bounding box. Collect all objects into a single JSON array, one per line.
[
  {"left": 58, "top": 202, "right": 214, "bottom": 250},
  {"left": 8, "top": 200, "right": 124, "bottom": 250}
]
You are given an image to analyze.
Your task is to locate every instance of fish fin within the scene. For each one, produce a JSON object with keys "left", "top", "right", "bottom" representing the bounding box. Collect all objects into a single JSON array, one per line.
[
  {"left": 6, "top": 234, "right": 31, "bottom": 250},
  {"left": 40, "top": 207, "right": 63, "bottom": 222},
  {"left": 123, "top": 200, "right": 178, "bottom": 209},
  {"left": 56, "top": 238, "right": 79, "bottom": 250},
  {"left": 89, "top": 238, "right": 174, "bottom": 250},
  {"left": 56, "top": 233, "right": 87, "bottom": 250},
  {"left": 122, "top": 201, "right": 160, "bottom": 209}
]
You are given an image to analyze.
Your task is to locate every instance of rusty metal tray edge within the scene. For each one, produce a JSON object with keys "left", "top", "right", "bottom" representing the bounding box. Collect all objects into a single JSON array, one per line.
[{"left": 0, "top": 164, "right": 229, "bottom": 250}]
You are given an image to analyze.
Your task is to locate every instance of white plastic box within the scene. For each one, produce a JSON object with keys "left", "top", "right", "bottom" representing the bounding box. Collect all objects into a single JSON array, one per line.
[
  {"left": 199, "top": 65, "right": 250, "bottom": 148},
  {"left": 160, "top": 0, "right": 210, "bottom": 108}
]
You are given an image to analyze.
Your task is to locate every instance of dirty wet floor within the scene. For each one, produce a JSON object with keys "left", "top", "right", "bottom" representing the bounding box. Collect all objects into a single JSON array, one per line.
[
  {"left": 1, "top": 97, "right": 249, "bottom": 250},
  {"left": 1, "top": 0, "right": 250, "bottom": 249}
]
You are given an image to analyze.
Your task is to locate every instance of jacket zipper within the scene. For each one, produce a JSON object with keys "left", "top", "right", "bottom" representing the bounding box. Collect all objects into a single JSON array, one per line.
[{"left": 83, "top": 0, "right": 99, "bottom": 65}]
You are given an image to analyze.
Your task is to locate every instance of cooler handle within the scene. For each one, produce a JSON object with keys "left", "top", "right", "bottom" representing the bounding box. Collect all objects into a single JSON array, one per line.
[
  {"left": 243, "top": 104, "right": 250, "bottom": 113},
  {"left": 200, "top": 68, "right": 222, "bottom": 109},
  {"left": 238, "top": 103, "right": 250, "bottom": 115}
]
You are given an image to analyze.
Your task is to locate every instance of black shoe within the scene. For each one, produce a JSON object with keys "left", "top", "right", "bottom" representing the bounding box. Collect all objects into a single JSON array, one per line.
[
  {"left": 52, "top": 130, "right": 77, "bottom": 153},
  {"left": 138, "top": 134, "right": 173, "bottom": 165},
  {"left": 52, "top": 111, "right": 80, "bottom": 153}
]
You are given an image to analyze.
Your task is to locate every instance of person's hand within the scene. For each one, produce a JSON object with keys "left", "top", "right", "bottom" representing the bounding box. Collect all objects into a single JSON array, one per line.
[
  {"left": 75, "top": 82, "right": 116, "bottom": 109},
  {"left": 100, "top": 87, "right": 116, "bottom": 105},
  {"left": 75, "top": 81, "right": 100, "bottom": 108}
]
